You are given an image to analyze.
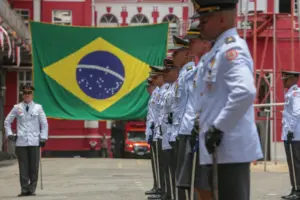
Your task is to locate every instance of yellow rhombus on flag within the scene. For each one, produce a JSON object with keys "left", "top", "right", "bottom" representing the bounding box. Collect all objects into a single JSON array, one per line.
[{"left": 43, "top": 37, "right": 149, "bottom": 112}]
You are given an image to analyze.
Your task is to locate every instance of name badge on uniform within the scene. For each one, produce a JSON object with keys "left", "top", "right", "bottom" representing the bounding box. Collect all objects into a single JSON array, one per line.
[
  {"left": 206, "top": 70, "right": 213, "bottom": 91},
  {"left": 193, "top": 71, "right": 198, "bottom": 89},
  {"left": 175, "top": 80, "right": 179, "bottom": 96},
  {"left": 210, "top": 58, "right": 215, "bottom": 68},
  {"left": 151, "top": 93, "right": 157, "bottom": 104}
]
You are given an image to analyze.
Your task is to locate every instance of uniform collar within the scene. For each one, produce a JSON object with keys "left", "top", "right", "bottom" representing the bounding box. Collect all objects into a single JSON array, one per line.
[
  {"left": 179, "top": 61, "right": 194, "bottom": 74},
  {"left": 288, "top": 84, "right": 298, "bottom": 93},
  {"left": 197, "top": 53, "right": 209, "bottom": 66},
  {"left": 160, "top": 83, "right": 169, "bottom": 90},
  {"left": 213, "top": 28, "right": 238, "bottom": 50},
  {"left": 23, "top": 101, "right": 33, "bottom": 107}
]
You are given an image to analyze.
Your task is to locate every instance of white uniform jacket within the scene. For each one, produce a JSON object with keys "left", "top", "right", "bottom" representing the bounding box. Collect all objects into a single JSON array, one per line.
[
  {"left": 196, "top": 28, "right": 263, "bottom": 164},
  {"left": 4, "top": 101, "right": 48, "bottom": 147},
  {"left": 282, "top": 84, "right": 300, "bottom": 141}
]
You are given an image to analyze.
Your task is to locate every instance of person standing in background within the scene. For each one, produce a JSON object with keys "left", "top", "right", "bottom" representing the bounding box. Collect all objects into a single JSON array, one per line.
[
  {"left": 101, "top": 133, "right": 108, "bottom": 158},
  {"left": 4, "top": 84, "right": 48, "bottom": 197},
  {"left": 281, "top": 71, "right": 300, "bottom": 200},
  {"left": 145, "top": 77, "right": 159, "bottom": 196},
  {"left": 111, "top": 137, "right": 116, "bottom": 158}
]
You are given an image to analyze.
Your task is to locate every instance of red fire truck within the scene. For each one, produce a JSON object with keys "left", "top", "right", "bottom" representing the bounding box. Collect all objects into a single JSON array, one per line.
[
  {"left": 123, "top": 121, "right": 150, "bottom": 158},
  {"left": 111, "top": 120, "right": 150, "bottom": 158}
]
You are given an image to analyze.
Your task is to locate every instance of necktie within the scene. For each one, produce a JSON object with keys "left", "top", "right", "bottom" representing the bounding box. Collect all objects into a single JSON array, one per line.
[{"left": 26, "top": 105, "right": 29, "bottom": 112}]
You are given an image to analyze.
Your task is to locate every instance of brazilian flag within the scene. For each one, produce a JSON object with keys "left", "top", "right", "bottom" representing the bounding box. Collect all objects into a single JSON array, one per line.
[{"left": 30, "top": 22, "right": 169, "bottom": 120}]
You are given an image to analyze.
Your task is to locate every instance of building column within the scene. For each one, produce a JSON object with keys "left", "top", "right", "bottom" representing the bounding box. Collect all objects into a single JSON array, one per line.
[
  {"left": 151, "top": 7, "right": 159, "bottom": 24},
  {"left": 0, "top": 56, "right": 7, "bottom": 153},
  {"left": 84, "top": 120, "right": 100, "bottom": 155},
  {"left": 121, "top": 6, "right": 128, "bottom": 26},
  {"left": 89, "top": 0, "right": 94, "bottom": 26},
  {"left": 33, "top": 0, "right": 41, "bottom": 22},
  {"left": 105, "top": 120, "right": 112, "bottom": 157}
]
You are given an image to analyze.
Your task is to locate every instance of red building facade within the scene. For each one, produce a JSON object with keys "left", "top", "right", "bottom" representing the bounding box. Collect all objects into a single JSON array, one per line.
[{"left": 3, "top": 0, "right": 300, "bottom": 159}]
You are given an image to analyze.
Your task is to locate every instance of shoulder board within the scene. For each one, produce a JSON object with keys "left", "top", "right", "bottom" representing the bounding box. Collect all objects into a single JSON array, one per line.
[
  {"left": 225, "top": 36, "right": 236, "bottom": 44},
  {"left": 293, "top": 87, "right": 298, "bottom": 91},
  {"left": 186, "top": 66, "right": 193, "bottom": 71}
]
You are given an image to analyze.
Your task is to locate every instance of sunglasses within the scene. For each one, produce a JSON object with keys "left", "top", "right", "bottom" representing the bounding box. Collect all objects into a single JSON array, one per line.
[{"left": 23, "top": 91, "right": 33, "bottom": 95}]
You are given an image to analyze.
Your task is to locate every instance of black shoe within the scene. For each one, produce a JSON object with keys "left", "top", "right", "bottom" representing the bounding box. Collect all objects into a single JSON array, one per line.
[
  {"left": 17, "top": 192, "right": 29, "bottom": 197},
  {"left": 155, "top": 189, "right": 165, "bottom": 195},
  {"left": 145, "top": 187, "right": 158, "bottom": 195},
  {"left": 148, "top": 194, "right": 162, "bottom": 200},
  {"left": 282, "top": 190, "right": 296, "bottom": 199},
  {"left": 28, "top": 192, "right": 36, "bottom": 196},
  {"left": 285, "top": 194, "right": 300, "bottom": 200},
  {"left": 161, "top": 193, "right": 171, "bottom": 200}
]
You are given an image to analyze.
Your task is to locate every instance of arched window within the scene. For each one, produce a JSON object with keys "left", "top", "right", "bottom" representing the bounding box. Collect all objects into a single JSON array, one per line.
[
  {"left": 162, "top": 14, "right": 180, "bottom": 47},
  {"left": 130, "top": 14, "right": 149, "bottom": 26},
  {"left": 99, "top": 14, "right": 118, "bottom": 27}
]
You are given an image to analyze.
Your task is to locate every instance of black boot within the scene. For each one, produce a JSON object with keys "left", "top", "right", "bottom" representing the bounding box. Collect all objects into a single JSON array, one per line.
[
  {"left": 156, "top": 188, "right": 165, "bottom": 194},
  {"left": 282, "top": 189, "right": 296, "bottom": 199},
  {"left": 148, "top": 194, "right": 163, "bottom": 200},
  {"left": 160, "top": 193, "right": 171, "bottom": 200},
  {"left": 17, "top": 192, "right": 29, "bottom": 197},
  {"left": 286, "top": 191, "right": 300, "bottom": 200},
  {"left": 145, "top": 187, "right": 158, "bottom": 195}
]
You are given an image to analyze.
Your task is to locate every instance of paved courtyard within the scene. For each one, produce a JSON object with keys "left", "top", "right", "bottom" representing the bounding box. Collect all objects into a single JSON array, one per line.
[{"left": 0, "top": 158, "right": 292, "bottom": 200}]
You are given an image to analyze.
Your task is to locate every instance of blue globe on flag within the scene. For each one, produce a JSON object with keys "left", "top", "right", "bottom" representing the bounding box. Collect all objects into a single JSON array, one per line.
[{"left": 76, "top": 51, "right": 125, "bottom": 99}]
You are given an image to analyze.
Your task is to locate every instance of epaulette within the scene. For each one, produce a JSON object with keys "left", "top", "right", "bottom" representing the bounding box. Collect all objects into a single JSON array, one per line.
[
  {"left": 225, "top": 36, "right": 236, "bottom": 44},
  {"left": 186, "top": 66, "right": 193, "bottom": 71},
  {"left": 293, "top": 87, "right": 298, "bottom": 91}
]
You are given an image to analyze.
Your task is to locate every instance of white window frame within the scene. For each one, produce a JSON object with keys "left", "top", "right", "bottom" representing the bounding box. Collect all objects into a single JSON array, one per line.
[
  {"left": 17, "top": 70, "right": 32, "bottom": 103},
  {"left": 14, "top": 9, "right": 30, "bottom": 26},
  {"left": 99, "top": 14, "right": 119, "bottom": 27},
  {"left": 52, "top": 10, "right": 72, "bottom": 25},
  {"left": 130, "top": 14, "right": 149, "bottom": 26}
]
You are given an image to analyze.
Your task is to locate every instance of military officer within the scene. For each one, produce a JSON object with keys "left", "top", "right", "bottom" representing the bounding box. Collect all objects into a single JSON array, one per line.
[
  {"left": 169, "top": 38, "right": 195, "bottom": 146},
  {"left": 182, "top": 22, "right": 213, "bottom": 200},
  {"left": 156, "top": 58, "right": 181, "bottom": 200},
  {"left": 281, "top": 71, "right": 300, "bottom": 200},
  {"left": 160, "top": 58, "right": 180, "bottom": 200},
  {"left": 145, "top": 77, "right": 159, "bottom": 196},
  {"left": 4, "top": 84, "right": 48, "bottom": 197},
  {"left": 167, "top": 36, "right": 196, "bottom": 200},
  {"left": 191, "top": 0, "right": 263, "bottom": 199},
  {"left": 148, "top": 66, "right": 168, "bottom": 200}
]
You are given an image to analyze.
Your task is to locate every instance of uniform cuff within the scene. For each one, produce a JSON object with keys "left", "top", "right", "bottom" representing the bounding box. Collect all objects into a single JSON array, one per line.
[{"left": 213, "top": 120, "right": 225, "bottom": 133}]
